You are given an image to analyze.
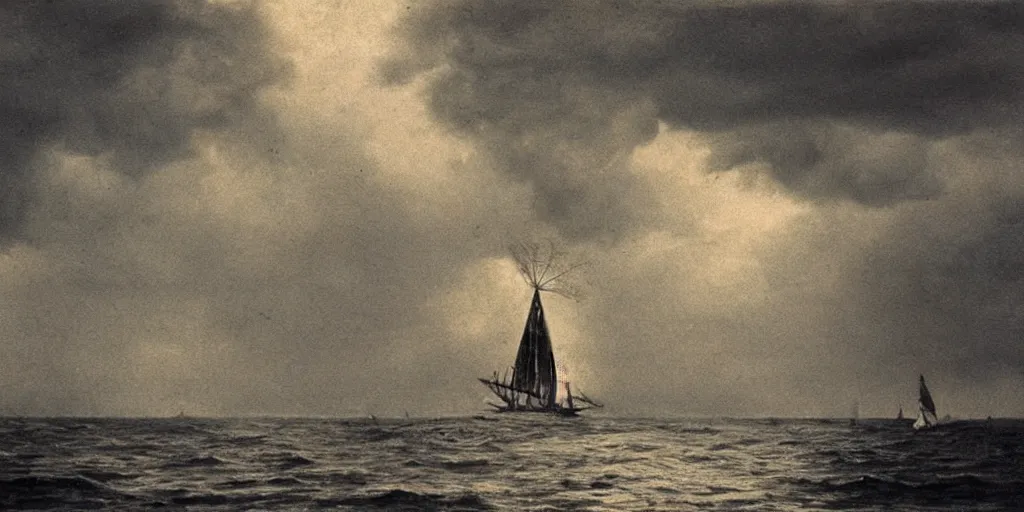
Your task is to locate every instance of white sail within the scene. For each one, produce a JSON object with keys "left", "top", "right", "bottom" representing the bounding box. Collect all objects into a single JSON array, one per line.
[{"left": 913, "top": 408, "right": 938, "bottom": 430}]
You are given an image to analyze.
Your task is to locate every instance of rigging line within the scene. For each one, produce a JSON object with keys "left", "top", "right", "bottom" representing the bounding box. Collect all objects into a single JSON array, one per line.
[
  {"left": 531, "top": 252, "right": 544, "bottom": 286},
  {"left": 538, "top": 261, "right": 588, "bottom": 289},
  {"left": 537, "top": 259, "right": 554, "bottom": 286},
  {"left": 536, "top": 241, "right": 557, "bottom": 284}
]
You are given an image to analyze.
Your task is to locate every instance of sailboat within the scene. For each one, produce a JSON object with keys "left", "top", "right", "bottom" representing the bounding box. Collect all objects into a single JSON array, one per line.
[
  {"left": 479, "top": 290, "right": 602, "bottom": 415},
  {"left": 897, "top": 404, "right": 904, "bottom": 420},
  {"left": 912, "top": 374, "right": 938, "bottom": 430},
  {"left": 478, "top": 242, "right": 603, "bottom": 416}
]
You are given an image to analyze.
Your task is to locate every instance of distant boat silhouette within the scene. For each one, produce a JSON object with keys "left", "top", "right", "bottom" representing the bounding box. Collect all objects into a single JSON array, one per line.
[
  {"left": 897, "top": 405, "right": 904, "bottom": 420},
  {"left": 913, "top": 374, "right": 938, "bottom": 430}
]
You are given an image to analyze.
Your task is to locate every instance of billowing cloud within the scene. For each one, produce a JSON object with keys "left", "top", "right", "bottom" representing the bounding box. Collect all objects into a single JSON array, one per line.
[
  {"left": 384, "top": 1, "right": 1024, "bottom": 209},
  {"left": 0, "top": 0, "right": 542, "bottom": 417},
  {"left": 0, "top": 0, "right": 289, "bottom": 242},
  {"left": 381, "top": 1, "right": 1024, "bottom": 417},
  {"left": 3, "top": 1, "right": 1024, "bottom": 419}
]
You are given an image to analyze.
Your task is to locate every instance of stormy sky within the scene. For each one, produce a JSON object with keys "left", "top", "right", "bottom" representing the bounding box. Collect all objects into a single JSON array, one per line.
[{"left": 2, "top": 0, "right": 1023, "bottom": 418}]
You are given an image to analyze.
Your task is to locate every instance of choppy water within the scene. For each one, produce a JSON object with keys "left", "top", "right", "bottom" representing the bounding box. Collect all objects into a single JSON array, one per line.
[{"left": 1, "top": 415, "right": 1022, "bottom": 511}]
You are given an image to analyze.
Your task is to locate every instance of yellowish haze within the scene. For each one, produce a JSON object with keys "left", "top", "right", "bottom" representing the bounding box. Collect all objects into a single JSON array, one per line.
[{"left": 1, "top": 1, "right": 1023, "bottom": 419}]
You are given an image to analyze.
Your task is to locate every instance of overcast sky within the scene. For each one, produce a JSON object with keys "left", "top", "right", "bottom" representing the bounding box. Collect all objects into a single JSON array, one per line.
[{"left": 2, "top": 0, "right": 1023, "bottom": 418}]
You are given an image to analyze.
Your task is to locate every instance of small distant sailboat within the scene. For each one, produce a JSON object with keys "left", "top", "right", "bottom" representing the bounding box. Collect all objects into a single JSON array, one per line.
[
  {"left": 912, "top": 374, "right": 938, "bottom": 430},
  {"left": 478, "top": 242, "right": 603, "bottom": 416},
  {"left": 896, "top": 404, "right": 904, "bottom": 420}
]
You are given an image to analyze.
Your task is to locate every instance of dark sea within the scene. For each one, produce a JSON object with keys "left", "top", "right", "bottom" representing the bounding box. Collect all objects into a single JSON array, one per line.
[{"left": 1, "top": 415, "right": 1022, "bottom": 511}]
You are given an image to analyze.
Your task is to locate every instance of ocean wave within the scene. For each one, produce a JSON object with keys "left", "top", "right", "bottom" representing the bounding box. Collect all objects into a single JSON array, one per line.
[
  {"left": 325, "top": 470, "right": 371, "bottom": 486},
  {"left": 559, "top": 478, "right": 588, "bottom": 490},
  {"left": 693, "top": 485, "right": 745, "bottom": 496},
  {"left": 215, "top": 434, "right": 269, "bottom": 448},
  {"left": 161, "top": 455, "right": 226, "bottom": 468},
  {"left": 680, "top": 454, "right": 720, "bottom": 463},
  {"left": 267, "top": 476, "right": 307, "bottom": 486},
  {"left": 276, "top": 454, "right": 317, "bottom": 469},
  {"left": 359, "top": 427, "right": 405, "bottom": 443},
  {"left": 536, "top": 496, "right": 606, "bottom": 511},
  {"left": 169, "top": 493, "right": 230, "bottom": 506},
  {"left": 624, "top": 442, "right": 663, "bottom": 453},
  {"left": 651, "top": 425, "right": 721, "bottom": 436},
  {"left": 320, "top": 489, "right": 494, "bottom": 510},
  {"left": 77, "top": 469, "right": 139, "bottom": 482},
  {"left": 155, "top": 489, "right": 310, "bottom": 509},
  {"left": 560, "top": 474, "right": 620, "bottom": 491},
  {"left": 786, "top": 472, "right": 1021, "bottom": 507},
  {"left": 212, "top": 478, "right": 263, "bottom": 490},
  {"left": 0, "top": 474, "right": 110, "bottom": 493},
  {"left": 439, "top": 458, "right": 491, "bottom": 471},
  {"left": 826, "top": 473, "right": 996, "bottom": 492},
  {"left": 0, "top": 474, "right": 141, "bottom": 508},
  {"left": 2, "top": 416, "right": 1021, "bottom": 510},
  {"left": 395, "top": 456, "right": 494, "bottom": 474}
]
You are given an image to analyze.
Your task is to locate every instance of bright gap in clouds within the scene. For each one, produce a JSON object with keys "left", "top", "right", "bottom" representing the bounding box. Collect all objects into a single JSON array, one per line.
[{"left": 3, "top": 1, "right": 1024, "bottom": 419}]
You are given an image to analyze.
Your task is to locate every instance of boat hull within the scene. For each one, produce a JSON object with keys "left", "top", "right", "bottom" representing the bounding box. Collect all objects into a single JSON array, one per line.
[
  {"left": 487, "top": 403, "right": 585, "bottom": 417},
  {"left": 913, "top": 408, "right": 939, "bottom": 430},
  {"left": 480, "top": 377, "right": 598, "bottom": 416}
]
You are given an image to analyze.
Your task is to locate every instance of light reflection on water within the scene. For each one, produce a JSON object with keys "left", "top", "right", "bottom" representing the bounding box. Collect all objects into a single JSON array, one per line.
[{"left": 0, "top": 415, "right": 1021, "bottom": 510}]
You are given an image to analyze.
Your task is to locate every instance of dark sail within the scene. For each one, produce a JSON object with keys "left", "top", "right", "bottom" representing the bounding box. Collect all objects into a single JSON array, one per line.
[
  {"left": 919, "top": 375, "right": 936, "bottom": 416},
  {"left": 511, "top": 290, "right": 558, "bottom": 407},
  {"left": 478, "top": 243, "right": 602, "bottom": 416}
]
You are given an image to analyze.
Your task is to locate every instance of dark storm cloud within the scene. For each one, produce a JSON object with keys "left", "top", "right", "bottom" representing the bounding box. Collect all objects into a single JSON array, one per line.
[
  {"left": 0, "top": 0, "right": 295, "bottom": 415},
  {"left": 0, "top": 0, "right": 289, "bottom": 242},
  {"left": 703, "top": 121, "right": 942, "bottom": 205},
  {"left": 384, "top": 1, "right": 1024, "bottom": 211},
  {"left": 849, "top": 194, "right": 1024, "bottom": 381},
  {"left": 0, "top": 0, "right": 538, "bottom": 418},
  {"left": 381, "top": 1, "right": 1024, "bottom": 416}
]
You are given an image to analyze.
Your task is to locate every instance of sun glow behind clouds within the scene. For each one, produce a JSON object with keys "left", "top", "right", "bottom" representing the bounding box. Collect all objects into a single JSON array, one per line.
[
  {"left": 5, "top": 0, "right": 1024, "bottom": 418},
  {"left": 629, "top": 127, "right": 811, "bottom": 309}
]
